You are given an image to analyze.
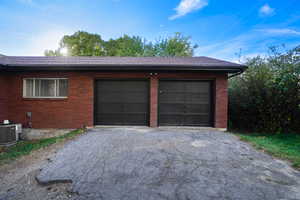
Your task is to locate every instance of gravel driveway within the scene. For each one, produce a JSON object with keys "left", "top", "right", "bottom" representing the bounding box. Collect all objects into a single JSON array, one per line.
[{"left": 35, "top": 127, "right": 300, "bottom": 200}]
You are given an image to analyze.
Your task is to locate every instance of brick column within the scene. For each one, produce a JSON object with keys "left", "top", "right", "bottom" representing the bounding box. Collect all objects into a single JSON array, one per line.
[
  {"left": 214, "top": 75, "right": 228, "bottom": 129},
  {"left": 149, "top": 76, "right": 158, "bottom": 127}
]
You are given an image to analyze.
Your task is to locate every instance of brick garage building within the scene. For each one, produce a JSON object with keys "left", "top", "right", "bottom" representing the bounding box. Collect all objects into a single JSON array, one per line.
[{"left": 0, "top": 56, "right": 246, "bottom": 130}]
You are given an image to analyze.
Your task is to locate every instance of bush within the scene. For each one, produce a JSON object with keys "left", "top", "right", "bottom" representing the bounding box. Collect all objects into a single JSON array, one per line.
[{"left": 229, "top": 46, "right": 300, "bottom": 133}]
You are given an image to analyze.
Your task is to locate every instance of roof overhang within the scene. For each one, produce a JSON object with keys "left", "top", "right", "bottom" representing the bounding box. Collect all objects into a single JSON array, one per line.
[
  {"left": 0, "top": 64, "right": 246, "bottom": 73},
  {"left": 0, "top": 56, "right": 247, "bottom": 73}
]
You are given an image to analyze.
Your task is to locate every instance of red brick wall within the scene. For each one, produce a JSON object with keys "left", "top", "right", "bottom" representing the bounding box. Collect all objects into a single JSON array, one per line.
[
  {"left": 0, "top": 73, "right": 9, "bottom": 123},
  {"left": 149, "top": 75, "right": 158, "bottom": 127},
  {"left": 3, "top": 71, "right": 228, "bottom": 129},
  {"left": 7, "top": 72, "right": 94, "bottom": 129},
  {"left": 215, "top": 75, "right": 228, "bottom": 128}
]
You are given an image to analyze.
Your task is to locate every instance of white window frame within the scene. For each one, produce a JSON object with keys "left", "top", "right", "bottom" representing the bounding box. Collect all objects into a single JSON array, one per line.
[{"left": 23, "top": 78, "right": 68, "bottom": 98}]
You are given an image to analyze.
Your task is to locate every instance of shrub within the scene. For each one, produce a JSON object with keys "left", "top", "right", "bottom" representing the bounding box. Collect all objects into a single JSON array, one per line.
[{"left": 229, "top": 46, "right": 300, "bottom": 133}]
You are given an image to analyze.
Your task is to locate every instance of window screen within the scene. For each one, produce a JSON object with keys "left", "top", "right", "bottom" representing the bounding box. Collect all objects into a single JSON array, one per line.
[{"left": 23, "top": 78, "right": 68, "bottom": 98}]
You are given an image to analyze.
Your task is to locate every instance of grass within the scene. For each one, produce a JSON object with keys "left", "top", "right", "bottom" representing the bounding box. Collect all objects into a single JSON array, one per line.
[
  {"left": 234, "top": 132, "right": 300, "bottom": 169},
  {"left": 0, "top": 128, "right": 86, "bottom": 165}
]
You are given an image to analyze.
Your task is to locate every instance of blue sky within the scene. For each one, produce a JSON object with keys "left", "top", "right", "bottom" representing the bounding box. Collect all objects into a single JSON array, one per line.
[{"left": 0, "top": 0, "right": 300, "bottom": 62}]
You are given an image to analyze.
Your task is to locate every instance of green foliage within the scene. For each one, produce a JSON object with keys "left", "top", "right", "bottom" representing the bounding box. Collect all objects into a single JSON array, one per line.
[
  {"left": 44, "top": 31, "right": 197, "bottom": 57},
  {"left": 45, "top": 31, "right": 105, "bottom": 56},
  {"left": 235, "top": 132, "right": 300, "bottom": 168},
  {"left": 145, "top": 33, "right": 197, "bottom": 57},
  {"left": 44, "top": 49, "right": 63, "bottom": 56},
  {"left": 61, "top": 31, "right": 106, "bottom": 56},
  {"left": 0, "top": 129, "right": 85, "bottom": 164},
  {"left": 229, "top": 45, "right": 300, "bottom": 133},
  {"left": 105, "top": 35, "right": 146, "bottom": 56}
]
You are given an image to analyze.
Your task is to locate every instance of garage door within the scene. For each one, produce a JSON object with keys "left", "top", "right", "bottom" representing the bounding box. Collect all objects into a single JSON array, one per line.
[
  {"left": 158, "top": 80, "right": 212, "bottom": 126},
  {"left": 94, "top": 80, "right": 149, "bottom": 125}
]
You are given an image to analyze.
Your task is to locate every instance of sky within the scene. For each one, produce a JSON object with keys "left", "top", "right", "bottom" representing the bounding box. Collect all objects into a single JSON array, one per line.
[{"left": 0, "top": 0, "right": 300, "bottom": 62}]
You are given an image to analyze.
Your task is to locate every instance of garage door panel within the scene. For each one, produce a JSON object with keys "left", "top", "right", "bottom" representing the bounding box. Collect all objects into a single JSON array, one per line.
[
  {"left": 184, "top": 114, "right": 210, "bottom": 126},
  {"left": 98, "top": 81, "right": 147, "bottom": 90},
  {"left": 159, "top": 114, "right": 183, "bottom": 126},
  {"left": 123, "top": 93, "right": 148, "bottom": 103},
  {"left": 96, "top": 103, "right": 149, "bottom": 114},
  {"left": 99, "top": 94, "right": 147, "bottom": 103},
  {"left": 95, "top": 80, "right": 149, "bottom": 126},
  {"left": 159, "top": 92, "right": 185, "bottom": 103},
  {"left": 96, "top": 114, "right": 148, "bottom": 125},
  {"left": 185, "top": 82, "right": 210, "bottom": 92},
  {"left": 98, "top": 93, "right": 148, "bottom": 103},
  {"left": 123, "top": 82, "right": 148, "bottom": 90},
  {"left": 159, "top": 103, "right": 185, "bottom": 113},
  {"left": 159, "top": 81, "right": 185, "bottom": 92},
  {"left": 185, "top": 104, "right": 210, "bottom": 114},
  {"left": 97, "top": 82, "right": 125, "bottom": 92},
  {"left": 186, "top": 93, "right": 210, "bottom": 103},
  {"left": 98, "top": 92, "right": 124, "bottom": 103},
  {"left": 123, "top": 103, "right": 148, "bottom": 113},
  {"left": 125, "top": 114, "right": 148, "bottom": 125},
  {"left": 159, "top": 80, "right": 212, "bottom": 126},
  {"left": 96, "top": 103, "right": 123, "bottom": 113},
  {"left": 96, "top": 114, "right": 125, "bottom": 125}
]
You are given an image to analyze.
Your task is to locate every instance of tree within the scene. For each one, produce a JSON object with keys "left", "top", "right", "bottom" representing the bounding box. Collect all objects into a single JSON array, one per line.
[
  {"left": 146, "top": 33, "right": 198, "bottom": 57},
  {"left": 229, "top": 45, "right": 300, "bottom": 133},
  {"left": 44, "top": 49, "right": 62, "bottom": 56},
  {"left": 45, "top": 31, "right": 198, "bottom": 57},
  {"left": 45, "top": 31, "right": 106, "bottom": 56},
  {"left": 105, "top": 35, "right": 146, "bottom": 56}
]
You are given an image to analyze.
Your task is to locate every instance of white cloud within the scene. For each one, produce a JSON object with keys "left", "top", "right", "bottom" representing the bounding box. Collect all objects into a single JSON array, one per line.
[
  {"left": 196, "top": 37, "right": 247, "bottom": 62},
  {"left": 258, "top": 28, "right": 300, "bottom": 36},
  {"left": 195, "top": 29, "right": 276, "bottom": 62},
  {"left": 259, "top": 4, "right": 275, "bottom": 16},
  {"left": 234, "top": 52, "right": 266, "bottom": 64},
  {"left": 195, "top": 24, "right": 300, "bottom": 63},
  {"left": 169, "top": 0, "right": 208, "bottom": 20}
]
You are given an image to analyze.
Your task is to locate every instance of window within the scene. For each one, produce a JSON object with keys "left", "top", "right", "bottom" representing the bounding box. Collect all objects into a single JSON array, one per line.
[{"left": 23, "top": 78, "right": 68, "bottom": 98}]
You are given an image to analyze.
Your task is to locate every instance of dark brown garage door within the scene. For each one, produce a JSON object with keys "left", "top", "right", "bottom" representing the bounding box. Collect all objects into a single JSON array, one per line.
[
  {"left": 94, "top": 80, "right": 149, "bottom": 125},
  {"left": 159, "top": 80, "right": 212, "bottom": 126}
]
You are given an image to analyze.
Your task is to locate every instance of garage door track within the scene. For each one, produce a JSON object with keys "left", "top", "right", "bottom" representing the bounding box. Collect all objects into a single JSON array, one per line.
[{"left": 37, "top": 127, "right": 300, "bottom": 200}]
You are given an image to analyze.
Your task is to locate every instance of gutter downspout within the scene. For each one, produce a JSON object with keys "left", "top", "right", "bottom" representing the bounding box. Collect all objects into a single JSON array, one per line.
[{"left": 228, "top": 68, "right": 245, "bottom": 79}]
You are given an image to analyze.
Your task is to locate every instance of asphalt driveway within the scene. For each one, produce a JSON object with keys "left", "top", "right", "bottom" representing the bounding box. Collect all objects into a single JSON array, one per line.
[{"left": 37, "top": 127, "right": 300, "bottom": 200}]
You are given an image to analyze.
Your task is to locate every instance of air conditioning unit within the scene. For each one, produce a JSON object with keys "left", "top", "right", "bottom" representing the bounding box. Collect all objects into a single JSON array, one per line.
[{"left": 0, "top": 124, "right": 22, "bottom": 146}]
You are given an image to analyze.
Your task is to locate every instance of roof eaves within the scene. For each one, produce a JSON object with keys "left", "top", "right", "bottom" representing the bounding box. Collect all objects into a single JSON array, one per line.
[
  {"left": 3, "top": 62, "right": 246, "bottom": 67},
  {"left": 2, "top": 65, "right": 245, "bottom": 73}
]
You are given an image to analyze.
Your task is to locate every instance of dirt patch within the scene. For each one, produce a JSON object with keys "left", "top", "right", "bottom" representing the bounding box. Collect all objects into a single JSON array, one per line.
[{"left": 0, "top": 138, "right": 78, "bottom": 200}]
